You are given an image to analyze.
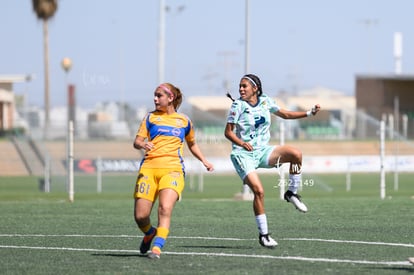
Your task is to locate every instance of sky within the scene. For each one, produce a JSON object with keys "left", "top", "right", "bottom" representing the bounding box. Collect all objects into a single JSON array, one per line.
[{"left": 1, "top": 0, "right": 414, "bottom": 109}]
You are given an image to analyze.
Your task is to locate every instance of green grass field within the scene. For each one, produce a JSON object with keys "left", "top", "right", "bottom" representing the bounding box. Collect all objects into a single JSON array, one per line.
[{"left": 1, "top": 173, "right": 413, "bottom": 274}]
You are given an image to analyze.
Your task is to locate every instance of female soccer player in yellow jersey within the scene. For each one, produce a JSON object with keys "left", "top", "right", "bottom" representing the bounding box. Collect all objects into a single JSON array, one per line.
[{"left": 133, "top": 83, "right": 214, "bottom": 259}]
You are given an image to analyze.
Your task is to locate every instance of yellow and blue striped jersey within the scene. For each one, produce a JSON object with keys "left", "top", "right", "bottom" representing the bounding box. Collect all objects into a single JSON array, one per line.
[{"left": 136, "top": 111, "right": 195, "bottom": 169}]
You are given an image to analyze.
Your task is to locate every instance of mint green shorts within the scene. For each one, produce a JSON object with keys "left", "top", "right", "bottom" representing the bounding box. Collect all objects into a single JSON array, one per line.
[{"left": 230, "top": 146, "right": 276, "bottom": 180}]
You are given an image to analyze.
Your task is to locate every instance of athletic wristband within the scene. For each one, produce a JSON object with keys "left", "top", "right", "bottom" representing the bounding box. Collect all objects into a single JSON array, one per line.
[{"left": 307, "top": 107, "right": 316, "bottom": 117}]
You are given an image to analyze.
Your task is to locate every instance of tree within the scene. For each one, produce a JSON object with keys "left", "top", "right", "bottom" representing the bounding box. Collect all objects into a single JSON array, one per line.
[{"left": 32, "top": 0, "right": 58, "bottom": 139}]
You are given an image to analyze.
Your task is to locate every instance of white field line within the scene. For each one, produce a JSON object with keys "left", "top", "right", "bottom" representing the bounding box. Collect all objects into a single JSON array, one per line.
[
  {"left": 1, "top": 234, "right": 414, "bottom": 266},
  {"left": 0, "top": 244, "right": 411, "bottom": 266},
  {"left": 1, "top": 234, "right": 413, "bottom": 248},
  {"left": 283, "top": 238, "right": 414, "bottom": 248}
]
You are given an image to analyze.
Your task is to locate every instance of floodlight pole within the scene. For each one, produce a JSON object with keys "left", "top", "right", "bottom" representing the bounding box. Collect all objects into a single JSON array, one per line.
[
  {"left": 244, "top": 0, "right": 250, "bottom": 74},
  {"left": 61, "top": 57, "right": 73, "bottom": 197},
  {"left": 393, "top": 96, "right": 399, "bottom": 191},
  {"left": 380, "top": 119, "right": 386, "bottom": 200},
  {"left": 393, "top": 33, "right": 402, "bottom": 192},
  {"left": 360, "top": 18, "right": 378, "bottom": 73},
  {"left": 235, "top": 1, "right": 251, "bottom": 199},
  {"left": 279, "top": 121, "right": 286, "bottom": 200},
  {"left": 44, "top": 155, "right": 50, "bottom": 192},
  {"left": 43, "top": 21, "right": 50, "bottom": 140},
  {"left": 97, "top": 156, "right": 102, "bottom": 193},
  {"left": 158, "top": 0, "right": 166, "bottom": 84},
  {"left": 68, "top": 120, "right": 74, "bottom": 202},
  {"left": 346, "top": 157, "right": 351, "bottom": 192},
  {"left": 393, "top": 32, "right": 403, "bottom": 75}
]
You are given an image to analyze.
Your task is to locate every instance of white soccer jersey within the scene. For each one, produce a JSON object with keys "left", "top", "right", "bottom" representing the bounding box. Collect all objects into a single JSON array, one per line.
[{"left": 226, "top": 94, "right": 280, "bottom": 150}]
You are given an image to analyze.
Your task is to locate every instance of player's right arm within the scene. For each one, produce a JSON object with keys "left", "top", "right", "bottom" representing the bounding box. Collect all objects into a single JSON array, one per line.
[
  {"left": 224, "top": 123, "right": 253, "bottom": 151},
  {"left": 133, "top": 113, "right": 154, "bottom": 151},
  {"left": 133, "top": 135, "right": 154, "bottom": 151}
]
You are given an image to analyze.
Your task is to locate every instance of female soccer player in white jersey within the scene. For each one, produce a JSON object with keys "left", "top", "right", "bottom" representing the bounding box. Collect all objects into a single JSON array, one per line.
[{"left": 224, "top": 74, "right": 320, "bottom": 248}]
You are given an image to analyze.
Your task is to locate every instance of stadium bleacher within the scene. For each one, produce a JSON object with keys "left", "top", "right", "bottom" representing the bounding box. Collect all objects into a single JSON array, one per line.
[
  {"left": 0, "top": 140, "right": 28, "bottom": 176},
  {"left": 1, "top": 139, "right": 414, "bottom": 176}
]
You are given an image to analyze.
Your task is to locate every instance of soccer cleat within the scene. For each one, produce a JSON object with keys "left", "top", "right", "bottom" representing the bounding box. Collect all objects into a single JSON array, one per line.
[
  {"left": 259, "top": 233, "right": 278, "bottom": 248},
  {"left": 409, "top": 257, "right": 414, "bottom": 265},
  {"left": 147, "top": 247, "right": 161, "bottom": 259},
  {"left": 139, "top": 229, "right": 157, "bottom": 254},
  {"left": 284, "top": 190, "right": 308, "bottom": 213}
]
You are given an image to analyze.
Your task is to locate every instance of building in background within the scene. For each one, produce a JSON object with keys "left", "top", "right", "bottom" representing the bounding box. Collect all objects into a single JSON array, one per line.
[
  {"left": 187, "top": 87, "right": 355, "bottom": 141},
  {"left": 356, "top": 74, "right": 414, "bottom": 138},
  {"left": 0, "top": 75, "right": 31, "bottom": 135}
]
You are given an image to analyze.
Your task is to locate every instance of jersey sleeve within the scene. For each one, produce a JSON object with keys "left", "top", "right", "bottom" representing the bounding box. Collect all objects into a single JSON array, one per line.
[
  {"left": 226, "top": 100, "right": 242, "bottom": 124},
  {"left": 136, "top": 113, "right": 150, "bottom": 138},
  {"left": 184, "top": 116, "right": 196, "bottom": 144},
  {"left": 263, "top": 94, "right": 280, "bottom": 113}
]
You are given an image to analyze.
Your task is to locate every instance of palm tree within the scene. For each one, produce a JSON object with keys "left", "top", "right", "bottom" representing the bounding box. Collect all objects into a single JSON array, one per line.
[{"left": 32, "top": 0, "right": 58, "bottom": 139}]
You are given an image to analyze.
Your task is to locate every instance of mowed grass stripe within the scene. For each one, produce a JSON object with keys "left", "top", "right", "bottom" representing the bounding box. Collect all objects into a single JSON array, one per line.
[
  {"left": 1, "top": 244, "right": 411, "bottom": 266},
  {"left": 1, "top": 174, "right": 413, "bottom": 274},
  {"left": 1, "top": 234, "right": 413, "bottom": 248}
]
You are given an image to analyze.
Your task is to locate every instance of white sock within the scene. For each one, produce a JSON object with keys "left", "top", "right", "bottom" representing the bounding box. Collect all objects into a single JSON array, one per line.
[
  {"left": 288, "top": 174, "right": 301, "bottom": 194},
  {"left": 255, "top": 214, "right": 268, "bottom": 235}
]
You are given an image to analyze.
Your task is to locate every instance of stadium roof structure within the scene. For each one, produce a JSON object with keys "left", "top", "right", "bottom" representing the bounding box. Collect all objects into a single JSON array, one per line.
[
  {"left": 356, "top": 73, "right": 414, "bottom": 81},
  {"left": 286, "top": 86, "right": 355, "bottom": 111},
  {"left": 187, "top": 87, "right": 353, "bottom": 113},
  {"left": 187, "top": 96, "right": 288, "bottom": 111},
  {"left": 187, "top": 95, "right": 288, "bottom": 125},
  {"left": 0, "top": 74, "right": 34, "bottom": 83},
  {"left": 0, "top": 75, "right": 33, "bottom": 102},
  {"left": 185, "top": 87, "right": 354, "bottom": 125},
  {"left": 0, "top": 74, "right": 34, "bottom": 93},
  {"left": 0, "top": 75, "right": 33, "bottom": 131}
]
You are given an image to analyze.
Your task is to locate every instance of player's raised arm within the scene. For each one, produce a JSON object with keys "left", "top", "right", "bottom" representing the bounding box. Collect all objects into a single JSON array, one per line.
[{"left": 275, "top": 104, "right": 321, "bottom": 119}]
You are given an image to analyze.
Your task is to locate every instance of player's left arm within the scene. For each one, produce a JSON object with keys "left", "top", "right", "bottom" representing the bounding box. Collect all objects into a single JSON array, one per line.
[
  {"left": 275, "top": 104, "right": 321, "bottom": 119},
  {"left": 184, "top": 118, "right": 214, "bottom": 172},
  {"left": 186, "top": 140, "right": 214, "bottom": 172}
]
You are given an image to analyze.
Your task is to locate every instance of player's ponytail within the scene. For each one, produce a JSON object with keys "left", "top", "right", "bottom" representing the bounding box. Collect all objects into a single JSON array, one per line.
[
  {"left": 226, "top": 92, "right": 235, "bottom": 102},
  {"left": 173, "top": 87, "right": 183, "bottom": 111}
]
